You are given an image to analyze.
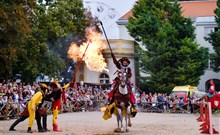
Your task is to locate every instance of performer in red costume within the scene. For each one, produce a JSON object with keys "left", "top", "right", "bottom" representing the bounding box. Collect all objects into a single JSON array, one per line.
[
  {"left": 207, "top": 79, "right": 215, "bottom": 99},
  {"left": 46, "top": 81, "right": 69, "bottom": 132}
]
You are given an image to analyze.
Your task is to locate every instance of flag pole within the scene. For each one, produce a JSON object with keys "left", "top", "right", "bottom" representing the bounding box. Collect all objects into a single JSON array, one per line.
[
  {"left": 71, "top": 39, "right": 92, "bottom": 83},
  {"left": 100, "top": 21, "right": 113, "bottom": 54}
]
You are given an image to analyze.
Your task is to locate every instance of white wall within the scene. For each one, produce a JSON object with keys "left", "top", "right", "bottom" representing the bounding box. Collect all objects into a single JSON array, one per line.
[
  {"left": 195, "top": 17, "right": 216, "bottom": 53},
  {"left": 85, "top": 69, "right": 100, "bottom": 83},
  {"left": 118, "top": 24, "right": 134, "bottom": 40}
]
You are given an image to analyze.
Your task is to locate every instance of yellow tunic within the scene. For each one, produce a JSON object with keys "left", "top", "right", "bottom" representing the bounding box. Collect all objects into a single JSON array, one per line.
[{"left": 27, "top": 91, "right": 43, "bottom": 128}]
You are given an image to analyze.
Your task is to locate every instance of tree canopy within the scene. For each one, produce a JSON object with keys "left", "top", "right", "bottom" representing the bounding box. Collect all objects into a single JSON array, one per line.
[
  {"left": 0, "top": 0, "right": 36, "bottom": 81},
  {"left": 127, "top": 0, "right": 209, "bottom": 93},
  {"left": 0, "top": 0, "right": 94, "bottom": 82}
]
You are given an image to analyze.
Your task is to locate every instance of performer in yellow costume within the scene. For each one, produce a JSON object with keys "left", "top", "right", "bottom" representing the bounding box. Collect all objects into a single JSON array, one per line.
[{"left": 27, "top": 83, "right": 48, "bottom": 133}]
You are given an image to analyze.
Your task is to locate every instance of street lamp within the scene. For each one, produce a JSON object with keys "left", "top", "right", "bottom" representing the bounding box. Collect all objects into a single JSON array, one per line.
[
  {"left": 84, "top": 1, "right": 120, "bottom": 39},
  {"left": 84, "top": 1, "right": 119, "bottom": 20}
]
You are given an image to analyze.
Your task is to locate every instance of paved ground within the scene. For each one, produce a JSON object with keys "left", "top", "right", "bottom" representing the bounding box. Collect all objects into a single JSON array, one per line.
[{"left": 0, "top": 111, "right": 219, "bottom": 135}]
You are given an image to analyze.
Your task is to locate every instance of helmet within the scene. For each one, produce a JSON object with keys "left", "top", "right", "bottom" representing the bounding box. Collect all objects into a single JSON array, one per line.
[
  {"left": 39, "top": 83, "right": 48, "bottom": 91},
  {"left": 119, "top": 57, "right": 130, "bottom": 64},
  {"left": 40, "top": 83, "right": 48, "bottom": 89}
]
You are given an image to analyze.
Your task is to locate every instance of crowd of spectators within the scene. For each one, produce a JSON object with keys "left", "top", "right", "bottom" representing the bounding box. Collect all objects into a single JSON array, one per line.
[
  {"left": 135, "top": 91, "right": 200, "bottom": 113},
  {"left": 0, "top": 79, "right": 202, "bottom": 119}
]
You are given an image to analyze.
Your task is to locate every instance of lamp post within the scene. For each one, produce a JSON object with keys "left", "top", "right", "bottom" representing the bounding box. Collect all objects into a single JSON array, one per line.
[{"left": 84, "top": 0, "right": 120, "bottom": 39}]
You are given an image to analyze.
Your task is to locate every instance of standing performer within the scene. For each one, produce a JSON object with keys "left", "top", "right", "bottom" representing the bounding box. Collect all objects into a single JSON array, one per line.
[
  {"left": 46, "top": 81, "right": 70, "bottom": 132},
  {"left": 27, "top": 83, "right": 48, "bottom": 133}
]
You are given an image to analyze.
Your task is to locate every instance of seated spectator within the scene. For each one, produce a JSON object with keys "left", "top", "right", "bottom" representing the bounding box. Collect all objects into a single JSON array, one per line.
[
  {"left": 178, "top": 97, "right": 185, "bottom": 106},
  {"left": 0, "top": 94, "right": 3, "bottom": 108}
]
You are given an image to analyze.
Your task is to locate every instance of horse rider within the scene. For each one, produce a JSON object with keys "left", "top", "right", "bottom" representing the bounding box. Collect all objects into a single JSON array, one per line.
[
  {"left": 108, "top": 53, "right": 136, "bottom": 107},
  {"left": 103, "top": 53, "right": 137, "bottom": 120}
]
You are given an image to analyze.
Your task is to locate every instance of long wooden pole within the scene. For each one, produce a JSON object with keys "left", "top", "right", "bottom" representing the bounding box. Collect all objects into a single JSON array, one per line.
[
  {"left": 100, "top": 21, "right": 113, "bottom": 54},
  {"left": 71, "top": 39, "right": 92, "bottom": 82}
]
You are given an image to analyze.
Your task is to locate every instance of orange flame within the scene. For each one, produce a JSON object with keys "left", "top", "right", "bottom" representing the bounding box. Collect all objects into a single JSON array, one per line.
[{"left": 68, "top": 27, "right": 108, "bottom": 72}]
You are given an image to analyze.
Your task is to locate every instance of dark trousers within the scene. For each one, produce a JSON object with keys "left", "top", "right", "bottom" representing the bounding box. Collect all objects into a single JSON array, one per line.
[
  {"left": 36, "top": 111, "right": 47, "bottom": 130},
  {"left": 9, "top": 116, "right": 28, "bottom": 130},
  {"left": 9, "top": 110, "right": 47, "bottom": 131}
]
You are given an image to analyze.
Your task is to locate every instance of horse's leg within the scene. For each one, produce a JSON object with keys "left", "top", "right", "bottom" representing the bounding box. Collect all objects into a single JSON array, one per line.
[
  {"left": 114, "top": 108, "right": 122, "bottom": 133},
  {"left": 125, "top": 113, "right": 129, "bottom": 132},
  {"left": 119, "top": 109, "right": 125, "bottom": 133},
  {"left": 128, "top": 116, "right": 132, "bottom": 127},
  {"left": 119, "top": 109, "right": 125, "bottom": 132},
  {"left": 127, "top": 106, "right": 132, "bottom": 127}
]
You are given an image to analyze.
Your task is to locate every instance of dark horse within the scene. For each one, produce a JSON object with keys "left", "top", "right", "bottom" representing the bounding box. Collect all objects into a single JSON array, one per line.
[{"left": 112, "top": 70, "right": 133, "bottom": 133}]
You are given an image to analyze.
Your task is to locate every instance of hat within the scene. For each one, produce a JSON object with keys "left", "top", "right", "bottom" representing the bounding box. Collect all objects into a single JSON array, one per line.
[
  {"left": 50, "top": 80, "right": 60, "bottom": 88},
  {"left": 40, "top": 83, "right": 48, "bottom": 89},
  {"left": 119, "top": 57, "right": 130, "bottom": 64},
  {"left": 50, "top": 82, "right": 57, "bottom": 88}
]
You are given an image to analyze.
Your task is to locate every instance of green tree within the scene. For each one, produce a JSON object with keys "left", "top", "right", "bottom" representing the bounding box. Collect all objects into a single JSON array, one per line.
[
  {"left": 0, "top": 0, "right": 35, "bottom": 80},
  {"left": 205, "top": 0, "right": 220, "bottom": 72},
  {"left": 0, "top": 0, "right": 95, "bottom": 82},
  {"left": 127, "top": 0, "right": 209, "bottom": 93}
]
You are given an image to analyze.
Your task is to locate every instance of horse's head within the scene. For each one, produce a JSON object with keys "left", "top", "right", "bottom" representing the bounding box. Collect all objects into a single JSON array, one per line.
[{"left": 118, "top": 71, "right": 127, "bottom": 88}]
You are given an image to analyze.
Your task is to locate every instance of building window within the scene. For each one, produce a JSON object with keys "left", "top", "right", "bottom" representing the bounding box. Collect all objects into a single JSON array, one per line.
[
  {"left": 99, "top": 73, "right": 109, "bottom": 84},
  {"left": 207, "top": 59, "right": 215, "bottom": 70},
  {"left": 204, "top": 27, "right": 216, "bottom": 37}
]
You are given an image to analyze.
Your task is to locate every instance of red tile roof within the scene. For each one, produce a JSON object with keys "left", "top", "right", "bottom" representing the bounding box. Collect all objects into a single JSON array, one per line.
[
  {"left": 181, "top": 1, "right": 217, "bottom": 17},
  {"left": 120, "top": 1, "right": 217, "bottom": 19}
]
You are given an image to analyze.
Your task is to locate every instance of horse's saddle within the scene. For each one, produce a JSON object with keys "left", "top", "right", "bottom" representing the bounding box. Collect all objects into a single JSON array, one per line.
[{"left": 114, "top": 88, "right": 131, "bottom": 109}]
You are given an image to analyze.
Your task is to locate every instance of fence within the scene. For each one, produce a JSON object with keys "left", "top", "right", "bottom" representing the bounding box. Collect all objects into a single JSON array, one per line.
[
  {"left": 0, "top": 101, "right": 203, "bottom": 120},
  {"left": 0, "top": 102, "right": 20, "bottom": 120},
  {"left": 139, "top": 102, "right": 201, "bottom": 114},
  {"left": 196, "top": 101, "right": 219, "bottom": 134}
]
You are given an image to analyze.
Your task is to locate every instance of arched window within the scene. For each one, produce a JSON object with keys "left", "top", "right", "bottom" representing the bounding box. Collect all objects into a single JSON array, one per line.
[
  {"left": 205, "top": 79, "right": 220, "bottom": 92},
  {"left": 99, "top": 73, "right": 109, "bottom": 84}
]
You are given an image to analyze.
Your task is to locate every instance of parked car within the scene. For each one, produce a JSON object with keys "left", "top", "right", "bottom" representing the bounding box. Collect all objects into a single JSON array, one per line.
[{"left": 171, "top": 85, "right": 198, "bottom": 98}]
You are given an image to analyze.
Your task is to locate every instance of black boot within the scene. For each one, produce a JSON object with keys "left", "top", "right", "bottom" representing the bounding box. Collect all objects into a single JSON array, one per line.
[
  {"left": 27, "top": 127, "right": 33, "bottom": 133},
  {"left": 9, "top": 116, "right": 27, "bottom": 131},
  {"left": 9, "top": 128, "right": 16, "bottom": 131},
  {"left": 38, "top": 128, "right": 44, "bottom": 132},
  {"left": 9, "top": 121, "right": 17, "bottom": 131}
]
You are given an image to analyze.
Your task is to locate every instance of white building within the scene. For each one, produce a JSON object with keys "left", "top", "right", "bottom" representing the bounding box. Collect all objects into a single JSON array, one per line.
[{"left": 78, "top": 0, "right": 220, "bottom": 92}]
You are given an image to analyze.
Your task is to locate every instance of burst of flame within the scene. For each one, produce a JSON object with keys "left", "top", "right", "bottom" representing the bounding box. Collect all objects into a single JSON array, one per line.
[{"left": 68, "top": 27, "right": 109, "bottom": 72}]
